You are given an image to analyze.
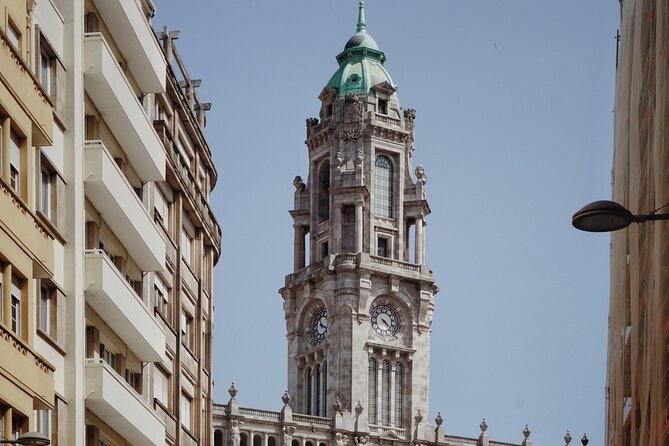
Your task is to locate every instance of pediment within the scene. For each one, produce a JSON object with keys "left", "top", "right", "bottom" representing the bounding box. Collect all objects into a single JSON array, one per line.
[
  {"left": 371, "top": 81, "right": 396, "bottom": 95},
  {"left": 379, "top": 429, "right": 402, "bottom": 441}
]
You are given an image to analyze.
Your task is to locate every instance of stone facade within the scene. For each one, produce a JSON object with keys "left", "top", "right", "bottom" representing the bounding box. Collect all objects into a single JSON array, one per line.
[{"left": 605, "top": 1, "right": 669, "bottom": 446}]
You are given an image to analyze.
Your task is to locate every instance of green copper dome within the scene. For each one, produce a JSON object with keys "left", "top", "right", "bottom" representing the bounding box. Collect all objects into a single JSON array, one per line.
[{"left": 326, "top": 1, "right": 396, "bottom": 97}]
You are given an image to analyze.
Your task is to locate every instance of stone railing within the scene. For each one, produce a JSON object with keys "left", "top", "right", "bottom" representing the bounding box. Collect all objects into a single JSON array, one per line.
[
  {"left": 370, "top": 255, "right": 421, "bottom": 273},
  {"left": 293, "top": 414, "right": 331, "bottom": 426},
  {"left": 239, "top": 408, "right": 281, "bottom": 421},
  {"left": 369, "top": 424, "right": 406, "bottom": 438},
  {"left": 374, "top": 113, "right": 402, "bottom": 127}
]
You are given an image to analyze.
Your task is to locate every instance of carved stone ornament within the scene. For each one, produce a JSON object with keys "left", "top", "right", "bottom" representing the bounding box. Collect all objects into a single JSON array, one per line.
[
  {"left": 334, "top": 432, "right": 348, "bottom": 446},
  {"left": 333, "top": 396, "right": 343, "bottom": 412},
  {"left": 282, "top": 425, "right": 296, "bottom": 446},
  {"left": 523, "top": 425, "right": 531, "bottom": 439},
  {"left": 282, "top": 390, "right": 292, "bottom": 405},
  {"left": 339, "top": 95, "right": 363, "bottom": 141},
  {"left": 353, "top": 436, "right": 368, "bottom": 446},
  {"left": 228, "top": 382, "right": 238, "bottom": 398},
  {"left": 307, "top": 117, "right": 319, "bottom": 127},
  {"left": 355, "top": 401, "right": 364, "bottom": 416},
  {"left": 435, "top": 412, "right": 443, "bottom": 427},
  {"left": 415, "top": 165, "right": 427, "bottom": 185},
  {"left": 415, "top": 409, "right": 423, "bottom": 424},
  {"left": 480, "top": 418, "right": 488, "bottom": 433},
  {"left": 354, "top": 149, "right": 364, "bottom": 167},
  {"left": 293, "top": 176, "right": 306, "bottom": 191},
  {"left": 228, "top": 419, "right": 244, "bottom": 446}
]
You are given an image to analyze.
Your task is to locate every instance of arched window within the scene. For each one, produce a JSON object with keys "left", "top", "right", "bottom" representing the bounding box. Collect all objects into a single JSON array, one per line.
[
  {"left": 254, "top": 435, "right": 262, "bottom": 446},
  {"left": 381, "top": 360, "right": 391, "bottom": 425},
  {"left": 368, "top": 358, "right": 377, "bottom": 423},
  {"left": 318, "top": 161, "right": 330, "bottom": 222},
  {"left": 394, "top": 363, "right": 403, "bottom": 427},
  {"left": 321, "top": 361, "right": 328, "bottom": 416},
  {"left": 315, "top": 364, "right": 322, "bottom": 416},
  {"left": 268, "top": 437, "right": 277, "bottom": 446},
  {"left": 306, "top": 367, "right": 313, "bottom": 415},
  {"left": 374, "top": 156, "right": 392, "bottom": 218},
  {"left": 214, "top": 430, "right": 224, "bottom": 446},
  {"left": 241, "top": 433, "right": 249, "bottom": 446},
  {"left": 292, "top": 441, "right": 300, "bottom": 446}
]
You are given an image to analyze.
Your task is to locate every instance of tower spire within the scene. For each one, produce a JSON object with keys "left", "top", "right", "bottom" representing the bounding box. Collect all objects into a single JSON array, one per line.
[{"left": 356, "top": 0, "right": 366, "bottom": 33}]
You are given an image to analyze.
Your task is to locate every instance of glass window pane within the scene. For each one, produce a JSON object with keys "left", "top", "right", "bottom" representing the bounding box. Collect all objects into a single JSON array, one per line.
[
  {"left": 368, "top": 359, "right": 377, "bottom": 423},
  {"left": 374, "top": 156, "right": 392, "bottom": 218}
]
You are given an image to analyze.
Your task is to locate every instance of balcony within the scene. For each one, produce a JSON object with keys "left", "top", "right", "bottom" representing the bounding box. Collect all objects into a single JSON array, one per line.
[
  {"left": 0, "top": 324, "right": 55, "bottom": 408},
  {"left": 85, "top": 359, "right": 165, "bottom": 446},
  {"left": 90, "top": 0, "right": 166, "bottom": 93},
  {"left": 0, "top": 180, "right": 54, "bottom": 278},
  {"left": 85, "top": 251, "right": 165, "bottom": 362},
  {"left": 83, "top": 34, "right": 165, "bottom": 181},
  {"left": 84, "top": 140, "right": 164, "bottom": 271},
  {"left": 0, "top": 27, "right": 53, "bottom": 146}
]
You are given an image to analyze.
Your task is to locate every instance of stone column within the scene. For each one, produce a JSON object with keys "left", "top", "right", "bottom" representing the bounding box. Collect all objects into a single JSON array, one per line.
[
  {"left": 333, "top": 204, "right": 342, "bottom": 254},
  {"left": 414, "top": 216, "right": 423, "bottom": 265},
  {"left": 293, "top": 225, "right": 304, "bottom": 271},
  {"left": 355, "top": 200, "right": 363, "bottom": 253}
]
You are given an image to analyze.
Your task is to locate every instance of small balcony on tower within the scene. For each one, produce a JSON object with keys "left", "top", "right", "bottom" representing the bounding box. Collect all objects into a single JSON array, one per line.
[
  {"left": 85, "top": 358, "right": 165, "bottom": 446},
  {"left": 84, "top": 140, "right": 165, "bottom": 271},
  {"left": 84, "top": 250, "right": 166, "bottom": 362},
  {"left": 83, "top": 33, "right": 165, "bottom": 181}
]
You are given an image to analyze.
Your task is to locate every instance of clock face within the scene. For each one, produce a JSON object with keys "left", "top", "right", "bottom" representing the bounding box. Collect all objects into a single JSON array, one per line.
[
  {"left": 371, "top": 305, "right": 399, "bottom": 337},
  {"left": 312, "top": 308, "right": 328, "bottom": 343}
]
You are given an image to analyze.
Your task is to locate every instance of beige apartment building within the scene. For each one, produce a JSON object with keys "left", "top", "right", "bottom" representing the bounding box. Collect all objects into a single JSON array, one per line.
[
  {"left": 0, "top": 0, "right": 220, "bottom": 445},
  {"left": 606, "top": 1, "right": 669, "bottom": 446}
]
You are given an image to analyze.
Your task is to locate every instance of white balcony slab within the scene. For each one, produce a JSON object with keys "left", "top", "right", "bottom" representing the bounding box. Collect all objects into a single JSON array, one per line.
[
  {"left": 85, "top": 251, "right": 165, "bottom": 362},
  {"left": 84, "top": 140, "right": 165, "bottom": 271},
  {"left": 91, "top": 0, "right": 166, "bottom": 93},
  {"left": 85, "top": 359, "right": 165, "bottom": 446},
  {"left": 84, "top": 34, "right": 165, "bottom": 181}
]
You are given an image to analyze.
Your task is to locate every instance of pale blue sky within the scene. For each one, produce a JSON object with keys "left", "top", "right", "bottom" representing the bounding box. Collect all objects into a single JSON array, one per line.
[{"left": 156, "top": 2, "right": 618, "bottom": 445}]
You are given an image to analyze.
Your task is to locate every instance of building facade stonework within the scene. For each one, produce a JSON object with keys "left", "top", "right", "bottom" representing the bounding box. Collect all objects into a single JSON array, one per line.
[
  {"left": 213, "top": 4, "right": 528, "bottom": 446},
  {"left": 606, "top": 1, "right": 669, "bottom": 446},
  {"left": 0, "top": 1, "right": 220, "bottom": 445}
]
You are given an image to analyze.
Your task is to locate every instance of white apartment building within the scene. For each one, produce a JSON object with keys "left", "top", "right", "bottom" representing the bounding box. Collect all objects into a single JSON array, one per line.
[{"left": 0, "top": 0, "right": 221, "bottom": 445}]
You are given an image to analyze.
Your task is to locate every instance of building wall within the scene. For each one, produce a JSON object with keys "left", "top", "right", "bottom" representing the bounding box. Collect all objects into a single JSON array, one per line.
[
  {"left": 0, "top": 0, "right": 221, "bottom": 444},
  {"left": 607, "top": 1, "right": 669, "bottom": 445}
]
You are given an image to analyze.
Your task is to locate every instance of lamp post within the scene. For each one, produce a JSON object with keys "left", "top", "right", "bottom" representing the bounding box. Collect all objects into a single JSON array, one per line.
[
  {"left": 0, "top": 432, "right": 50, "bottom": 446},
  {"left": 572, "top": 200, "right": 669, "bottom": 232}
]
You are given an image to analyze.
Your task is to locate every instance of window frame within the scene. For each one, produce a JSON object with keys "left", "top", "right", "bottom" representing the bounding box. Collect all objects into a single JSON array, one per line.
[
  {"left": 10, "top": 275, "right": 22, "bottom": 336},
  {"left": 9, "top": 129, "right": 21, "bottom": 196},
  {"left": 373, "top": 155, "right": 393, "bottom": 218}
]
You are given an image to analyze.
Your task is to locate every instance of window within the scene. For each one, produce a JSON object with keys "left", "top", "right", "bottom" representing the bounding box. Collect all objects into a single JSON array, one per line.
[
  {"left": 368, "top": 359, "right": 377, "bottom": 423},
  {"left": 394, "top": 363, "right": 403, "bottom": 427},
  {"left": 318, "top": 161, "right": 330, "bottom": 222},
  {"left": 342, "top": 205, "right": 355, "bottom": 252},
  {"left": 40, "top": 168, "right": 52, "bottom": 218},
  {"left": 377, "top": 237, "right": 388, "bottom": 258},
  {"left": 34, "top": 410, "right": 51, "bottom": 441},
  {"left": 381, "top": 360, "right": 390, "bottom": 425},
  {"left": 181, "top": 310, "right": 194, "bottom": 350},
  {"left": 374, "top": 156, "right": 393, "bottom": 218},
  {"left": 321, "top": 361, "right": 327, "bottom": 417},
  {"left": 378, "top": 99, "right": 388, "bottom": 115},
  {"left": 39, "top": 48, "right": 53, "bottom": 96},
  {"left": 153, "top": 366, "right": 170, "bottom": 408},
  {"left": 154, "top": 276, "right": 168, "bottom": 318},
  {"left": 315, "top": 364, "right": 321, "bottom": 416},
  {"left": 180, "top": 392, "right": 192, "bottom": 430},
  {"left": 39, "top": 284, "right": 52, "bottom": 336},
  {"left": 320, "top": 241, "right": 329, "bottom": 259},
  {"left": 11, "top": 275, "right": 21, "bottom": 336},
  {"left": 7, "top": 22, "right": 20, "bottom": 53},
  {"left": 10, "top": 130, "right": 21, "bottom": 195},
  {"left": 125, "top": 368, "right": 141, "bottom": 393},
  {"left": 154, "top": 187, "right": 168, "bottom": 226},
  {"left": 306, "top": 367, "right": 313, "bottom": 415},
  {"left": 181, "top": 214, "right": 195, "bottom": 264},
  {"left": 99, "top": 344, "right": 116, "bottom": 369},
  {"left": 12, "top": 414, "right": 25, "bottom": 440}
]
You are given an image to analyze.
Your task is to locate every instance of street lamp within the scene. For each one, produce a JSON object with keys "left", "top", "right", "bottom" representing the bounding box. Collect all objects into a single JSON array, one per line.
[
  {"left": 0, "top": 432, "right": 50, "bottom": 446},
  {"left": 572, "top": 200, "right": 669, "bottom": 232}
]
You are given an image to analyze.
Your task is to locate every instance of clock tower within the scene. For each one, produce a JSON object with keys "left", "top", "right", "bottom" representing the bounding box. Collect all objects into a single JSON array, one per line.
[{"left": 280, "top": 0, "right": 438, "bottom": 432}]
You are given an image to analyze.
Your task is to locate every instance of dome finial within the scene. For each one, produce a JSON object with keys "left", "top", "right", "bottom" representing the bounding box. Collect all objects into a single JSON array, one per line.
[{"left": 356, "top": 0, "right": 367, "bottom": 33}]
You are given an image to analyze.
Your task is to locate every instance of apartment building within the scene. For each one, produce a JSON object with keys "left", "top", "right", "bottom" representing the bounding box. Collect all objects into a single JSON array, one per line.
[
  {"left": 606, "top": 1, "right": 669, "bottom": 445},
  {"left": 0, "top": 0, "right": 221, "bottom": 445}
]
